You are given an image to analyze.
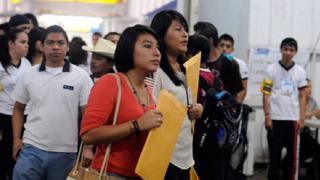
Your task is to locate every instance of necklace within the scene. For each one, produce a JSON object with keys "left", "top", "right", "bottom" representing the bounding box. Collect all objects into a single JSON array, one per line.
[{"left": 125, "top": 73, "right": 149, "bottom": 107}]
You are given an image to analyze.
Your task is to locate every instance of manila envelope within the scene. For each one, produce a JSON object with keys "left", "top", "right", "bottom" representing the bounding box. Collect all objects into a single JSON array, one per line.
[
  {"left": 135, "top": 90, "right": 187, "bottom": 180},
  {"left": 183, "top": 52, "right": 201, "bottom": 103}
]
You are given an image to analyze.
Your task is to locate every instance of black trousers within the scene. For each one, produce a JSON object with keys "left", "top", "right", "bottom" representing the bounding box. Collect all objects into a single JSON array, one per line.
[
  {"left": 0, "top": 113, "right": 14, "bottom": 180},
  {"left": 164, "top": 163, "right": 190, "bottom": 180},
  {"left": 267, "top": 120, "right": 298, "bottom": 180}
]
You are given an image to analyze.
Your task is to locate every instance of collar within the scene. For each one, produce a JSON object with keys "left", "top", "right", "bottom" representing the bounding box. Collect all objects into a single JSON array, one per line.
[
  {"left": 279, "top": 60, "right": 295, "bottom": 71},
  {"left": 39, "top": 59, "right": 71, "bottom": 72}
]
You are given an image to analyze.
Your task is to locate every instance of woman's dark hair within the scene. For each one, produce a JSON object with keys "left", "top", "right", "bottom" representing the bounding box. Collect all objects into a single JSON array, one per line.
[
  {"left": 0, "top": 28, "right": 26, "bottom": 73},
  {"left": 150, "top": 10, "right": 188, "bottom": 86},
  {"left": 24, "top": 13, "right": 39, "bottom": 27},
  {"left": 187, "top": 34, "right": 210, "bottom": 63},
  {"left": 26, "top": 27, "right": 45, "bottom": 64},
  {"left": 115, "top": 24, "right": 163, "bottom": 73},
  {"left": 68, "top": 37, "right": 88, "bottom": 66}
]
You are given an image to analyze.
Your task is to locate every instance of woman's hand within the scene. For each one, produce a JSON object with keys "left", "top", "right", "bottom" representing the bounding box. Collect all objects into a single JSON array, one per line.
[
  {"left": 187, "top": 103, "right": 203, "bottom": 120},
  {"left": 137, "top": 109, "right": 163, "bottom": 131}
]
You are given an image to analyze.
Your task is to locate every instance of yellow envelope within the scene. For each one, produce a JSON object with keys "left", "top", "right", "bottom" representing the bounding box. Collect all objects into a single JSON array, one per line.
[
  {"left": 183, "top": 52, "right": 201, "bottom": 103},
  {"left": 135, "top": 90, "right": 187, "bottom": 180}
]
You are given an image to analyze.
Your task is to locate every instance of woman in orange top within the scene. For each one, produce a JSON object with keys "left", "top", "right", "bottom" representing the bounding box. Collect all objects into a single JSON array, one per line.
[{"left": 80, "top": 25, "right": 163, "bottom": 179}]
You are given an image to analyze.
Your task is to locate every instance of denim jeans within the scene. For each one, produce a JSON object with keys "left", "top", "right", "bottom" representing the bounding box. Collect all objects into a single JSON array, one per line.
[{"left": 13, "top": 144, "right": 76, "bottom": 180}]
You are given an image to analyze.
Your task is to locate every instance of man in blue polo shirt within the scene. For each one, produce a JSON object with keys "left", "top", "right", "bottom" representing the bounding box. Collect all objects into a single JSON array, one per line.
[{"left": 11, "top": 25, "right": 93, "bottom": 180}]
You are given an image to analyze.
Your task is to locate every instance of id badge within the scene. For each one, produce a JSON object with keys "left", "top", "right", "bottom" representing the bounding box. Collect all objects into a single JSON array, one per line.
[{"left": 281, "top": 79, "right": 294, "bottom": 95}]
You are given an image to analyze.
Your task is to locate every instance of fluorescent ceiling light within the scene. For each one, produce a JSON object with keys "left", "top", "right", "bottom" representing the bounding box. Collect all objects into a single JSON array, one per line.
[{"left": 38, "top": 14, "right": 103, "bottom": 32}]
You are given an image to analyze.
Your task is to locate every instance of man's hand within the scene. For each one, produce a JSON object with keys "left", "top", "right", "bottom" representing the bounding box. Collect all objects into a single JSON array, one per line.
[
  {"left": 297, "top": 119, "right": 305, "bottom": 129},
  {"left": 265, "top": 115, "right": 272, "bottom": 129},
  {"left": 12, "top": 138, "right": 23, "bottom": 161},
  {"left": 82, "top": 145, "right": 93, "bottom": 167}
]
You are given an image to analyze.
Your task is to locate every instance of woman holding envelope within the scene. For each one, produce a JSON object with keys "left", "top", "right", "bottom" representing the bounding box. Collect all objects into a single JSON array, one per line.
[
  {"left": 151, "top": 10, "right": 203, "bottom": 180},
  {"left": 80, "top": 25, "right": 163, "bottom": 179}
]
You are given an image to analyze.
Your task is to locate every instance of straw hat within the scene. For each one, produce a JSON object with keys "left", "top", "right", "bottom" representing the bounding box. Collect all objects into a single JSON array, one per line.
[{"left": 82, "top": 38, "right": 116, "bottom": 59}]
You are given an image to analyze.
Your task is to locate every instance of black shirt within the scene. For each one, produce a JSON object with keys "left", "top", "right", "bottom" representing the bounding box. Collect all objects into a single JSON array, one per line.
[{"left": 206, "top": 54, "right": 243, "bottom": 96}]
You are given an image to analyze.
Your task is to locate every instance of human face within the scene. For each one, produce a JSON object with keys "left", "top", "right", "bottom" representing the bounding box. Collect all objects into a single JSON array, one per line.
[
  {"left": 281, "top": 45, "right": 297, "bottom": 62},
  {"left": 92, "top": 35, "right": 100, "bottom": 46},
  {"left": 9, "top": 32, "right": 29, "bottom": 59},
  {"left": 90, "top": 53, "right": 114, "bottom": 77},
  {"left": 218, "top": 39, "right": 234, "bottom": 54},
  {"left": 133, "top": 33, "right": 161, "bottom": 73},
  {"left": 105, "top": 34, "right": 120, "bottom": 44},
  {"left": 43, "top": 33, "right": 69, "bottom": 64},
  {"left": 305, "top": 81, "right": 312, "bottom": 98},
  {"left": 164, "top": 20, "right": 188, "bottom": 55},
  {"left": 16, "top": 23, "right": 31, "bottom": 33}
]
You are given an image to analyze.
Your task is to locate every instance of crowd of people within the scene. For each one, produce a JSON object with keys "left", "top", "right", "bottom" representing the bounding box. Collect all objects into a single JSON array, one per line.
[{"left": 0, "top": 10, "right": 319, "bottom": 180}]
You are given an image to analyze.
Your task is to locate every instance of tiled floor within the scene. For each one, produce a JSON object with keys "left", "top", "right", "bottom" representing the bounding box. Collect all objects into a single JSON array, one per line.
[{"left": 247, "top": 164, "right": 268, "bottom": 180}]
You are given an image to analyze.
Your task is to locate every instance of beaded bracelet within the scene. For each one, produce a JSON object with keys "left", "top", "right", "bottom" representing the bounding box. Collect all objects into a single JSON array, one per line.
[{"left": 132, "top": 120, "right": 140, "bottom": 135}]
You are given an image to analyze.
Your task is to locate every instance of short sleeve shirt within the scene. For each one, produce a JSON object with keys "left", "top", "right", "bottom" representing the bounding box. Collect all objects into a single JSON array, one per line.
[
  {"left": 81, "top": 73, "right": 155, "bottom": 178},
  {"left": 206, "top": 54, "right": 243, "bottom": 96},
  {"left": 264, "top": 61, "right": 307, "bottom": 121}
]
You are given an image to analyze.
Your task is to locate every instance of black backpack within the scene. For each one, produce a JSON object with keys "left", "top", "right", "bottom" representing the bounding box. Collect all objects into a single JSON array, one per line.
[{"left": 195, "top": 88, "right": 243, "bottom": 154}]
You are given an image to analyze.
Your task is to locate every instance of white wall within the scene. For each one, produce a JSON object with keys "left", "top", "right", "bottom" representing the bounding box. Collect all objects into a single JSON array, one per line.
[
  {"left": 197, "top": 0, "right": 250, "bottom": 60},
  {"left": 193, "top": 0, "right": 320, "bottom": 169}
]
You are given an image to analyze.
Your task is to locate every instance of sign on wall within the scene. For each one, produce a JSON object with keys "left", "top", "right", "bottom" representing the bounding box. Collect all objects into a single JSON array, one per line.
[{"left": 247, "top": 47, "right": 311, "bottom": 97}]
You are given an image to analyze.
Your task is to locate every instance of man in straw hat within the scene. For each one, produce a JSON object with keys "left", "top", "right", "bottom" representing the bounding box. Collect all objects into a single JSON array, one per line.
[{"left": 82, "top": 38, "right": 116, "bottom": 82}]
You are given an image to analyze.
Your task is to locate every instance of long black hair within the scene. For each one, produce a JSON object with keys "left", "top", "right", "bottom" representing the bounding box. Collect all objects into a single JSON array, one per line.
[
  {"left": 150, "top": 10, "right": 189, "bottom": 86},
  {"left": 26, "top": 27, "right": 45, "bottom": 64},
  {"left": 0, "top": 28, "right": 26, "bottom": 73},
  {"left": 68, "top": 37, "right": 88, "bottom": 66}
]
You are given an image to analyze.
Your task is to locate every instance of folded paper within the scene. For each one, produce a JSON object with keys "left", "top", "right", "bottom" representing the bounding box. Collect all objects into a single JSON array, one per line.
[
  {"left": 184, "top": 52, "right": 201, "bottom": 103},
  {"left": 135, "top": 90, "right": 187, "bottom": 180}
]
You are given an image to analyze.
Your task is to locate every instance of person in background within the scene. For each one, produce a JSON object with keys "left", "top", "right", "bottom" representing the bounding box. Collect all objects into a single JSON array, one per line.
[
  {"left": 193, "top": 22, "right": 243, "bottom": 102},
  {"left": 299, "top": 79, "right": 320, "bottom": 166},
  {"left": 262, "top": 37, "right": 307, "bottom": 180},
  {"left": 12, "top": 25, "right": 93, "bottom": 180},
  {"left": 0, "top": 22, "right": 8, "bottom": 36},
  {"left": 92, "top": 32, "right": 102, "bottom": 47},
  {"left": 0, "top": 28, "right": 31, "bottom": 180},
  {"left": 24, "top": 13, "right": 39, "bottom": 30},
  {"left": 26, "top": 27, "right": 45, "bottom": 65},
  {"left": 151, "top": 10, "right": 203, "bottom": 180},
  {"left": 68, "top": 37, "right": 90, "bottom": 74},
  {"left": 104, "top": 32, "right": 121, "bottom": 44},
  {"left": 304, "top": 79, "right": 320, "bottom": 119},
  {"left": 218, "top": 33, "right": 248, "bottom": 102},
  {"left": 8, "top": 14, "right": 31, "bottom": 34},
  {"left": 82, "top": 38, "right": 116, "bottom": 82},
  {"left": 81, "top": 24, "right": 163, "bottom": 179}
]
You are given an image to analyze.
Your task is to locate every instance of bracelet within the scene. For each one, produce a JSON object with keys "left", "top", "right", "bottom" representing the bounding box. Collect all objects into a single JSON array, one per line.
[
  {"left": 132, "top": 120, "right": 140, "bottom": 135},
  {"left": 265, "top": 113, "right": 270, "bottom": 116}
]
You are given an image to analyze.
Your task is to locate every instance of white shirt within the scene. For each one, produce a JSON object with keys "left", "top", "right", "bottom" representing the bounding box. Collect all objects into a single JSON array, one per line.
[
  {"left": 13, "top": 61, "right": 93, "bottom": 152},
  {"left": 234, "top": 57, "right": 248, "bottom": 80},
  {"left": 153, "top": 68, "right": 194, "bottom": 169},
  {"left": 264, "top": 62, "right": 307, "bottom": 121},
  {"left": 0, "top": 58, "right": 31, "bottom": 115}
]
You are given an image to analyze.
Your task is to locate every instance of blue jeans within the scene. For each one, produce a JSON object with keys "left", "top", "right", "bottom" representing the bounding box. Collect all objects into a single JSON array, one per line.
[{"left": 13, "top": 144, "right": 76, "bottom": 180}]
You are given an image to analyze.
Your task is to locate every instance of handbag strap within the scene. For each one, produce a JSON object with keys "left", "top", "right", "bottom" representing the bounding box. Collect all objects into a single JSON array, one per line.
[
  {"left": 98, "top": 73, "right": 122, "bottom": 179},
  {"left": 71, "top": 74, "right": 122, "bottom": 178}
]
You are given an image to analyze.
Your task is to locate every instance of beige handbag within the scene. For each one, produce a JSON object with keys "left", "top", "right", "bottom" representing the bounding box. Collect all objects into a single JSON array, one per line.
[{"left": 67, "top": 74, "right": 122, "bottom": 180}]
